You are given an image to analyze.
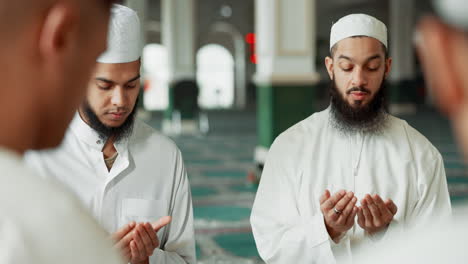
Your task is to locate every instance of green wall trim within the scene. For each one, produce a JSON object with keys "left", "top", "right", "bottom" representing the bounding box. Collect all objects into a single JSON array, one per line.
[
  {"left": 164, "top": 84, "right": 174, "bottom": 120},
  {"left": 388, "top": 80, "right": 424, "bottom": 104},
  {"left": 257, "top": 84, "right": 316, "bottom": 148},
  {"left": 164, "top": 81, "right": 199, "bottom": 120},
  {"left": 257, "top": 84, "right": 274, "bottom": 148}
]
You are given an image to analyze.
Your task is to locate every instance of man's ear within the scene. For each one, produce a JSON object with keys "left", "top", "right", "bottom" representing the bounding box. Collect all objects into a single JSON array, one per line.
[
  {"left": 384, "top": 57, "right": 392, "bottom": 79},
  {"left": 325, "top": 56, "right": 334, "bottom": 80},
  {"left": 417, "top": 16, "right": 464, "bottom": 115},
  {"left": 38, "top": 2, "right": 77, "bottom": 62}
]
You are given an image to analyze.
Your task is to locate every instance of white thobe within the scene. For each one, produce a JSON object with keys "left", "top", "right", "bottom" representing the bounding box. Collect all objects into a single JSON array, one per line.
[
  {"left": 250, "top": 108, "right": 451, "bottom": 264},
  {"left": 0, "top": 147, "right": 122, "bottom": 264},
  {"left": 25, "top": 114, "right": 196, "bottom": 264}
]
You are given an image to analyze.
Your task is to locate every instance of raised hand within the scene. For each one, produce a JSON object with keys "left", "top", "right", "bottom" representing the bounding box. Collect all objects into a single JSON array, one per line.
[
  {"left": 111, "top": 221, "right": 136, "bottom": 262},
  {"left": 319, "top": 189, "right": 358, "bottom": 242},
  {"left": 357, "top": 194, "right": 397, "bottom": 235},
  {"left": 129, "top": 216, "right": 172, "bottom": 264}
]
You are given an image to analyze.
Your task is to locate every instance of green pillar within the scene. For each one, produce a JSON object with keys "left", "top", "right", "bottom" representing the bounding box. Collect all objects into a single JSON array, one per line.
[
  {"left": 257, "top": 84, "right": 316, "bottom": 148},
  {"left": 254, "top": 0, "right": 319, "bottom": 164}
]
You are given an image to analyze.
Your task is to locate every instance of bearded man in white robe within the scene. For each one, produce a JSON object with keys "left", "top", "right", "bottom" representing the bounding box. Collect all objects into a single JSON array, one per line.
[{"left": 250, "top": 13, "right": 451, "bottom": 264}]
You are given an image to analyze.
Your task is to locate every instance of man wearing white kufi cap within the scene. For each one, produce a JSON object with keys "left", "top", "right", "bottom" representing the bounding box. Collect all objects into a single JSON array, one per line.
[
  {"left": 25, "top": 4, "right": 196, "bottom": 264},
  {"left": 251, "top": 13, "right": 451, "bottom": 263}
]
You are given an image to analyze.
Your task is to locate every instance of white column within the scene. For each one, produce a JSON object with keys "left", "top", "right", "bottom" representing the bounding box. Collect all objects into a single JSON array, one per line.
[
  {"left": 254, "top": 0, "right": 319, "bottom": 86},
  {"left": 389, "top": 0, "right": 415, "bottom": 82},
  {"left": 162, "top": 0, "right": 196, "bottom": 81},
  {"left": 124, "top": 0, "right": 148, "bottom": 112}
]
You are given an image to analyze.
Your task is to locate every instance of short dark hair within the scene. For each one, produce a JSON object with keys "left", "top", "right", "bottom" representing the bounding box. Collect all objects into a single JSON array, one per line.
[{"left": 330, "top": 36, "right": 389, "bottom": 59}]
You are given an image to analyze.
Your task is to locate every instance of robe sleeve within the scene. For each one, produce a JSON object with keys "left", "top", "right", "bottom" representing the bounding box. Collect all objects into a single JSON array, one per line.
[
  {"left": 150, "top": 149, "right": 196, "bottom": 264},
  {"left": 250, "top": 139, "right": 339, "bottom": 264},
  {"left": 409, "top": 149, "right": 452, "bottom": 225}
]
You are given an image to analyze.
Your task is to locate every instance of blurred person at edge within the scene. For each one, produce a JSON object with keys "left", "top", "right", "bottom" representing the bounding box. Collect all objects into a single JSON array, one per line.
[
  {"left": 25, "top": 4, "right": 196, "bottom": 264},
  {"left": 354, "top": 0, "right": 468, "bottom": 263},
  {"left": 251, "top": 13, "right": 451, "bottom": 264},
  {"left": 0, "top": 0, "right": 123, "bottom": 263}
]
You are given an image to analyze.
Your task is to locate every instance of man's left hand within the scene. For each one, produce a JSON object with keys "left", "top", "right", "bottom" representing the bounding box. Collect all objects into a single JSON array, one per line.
[{"left": 357, "top": 194, "right": 397, "bottom": 235}]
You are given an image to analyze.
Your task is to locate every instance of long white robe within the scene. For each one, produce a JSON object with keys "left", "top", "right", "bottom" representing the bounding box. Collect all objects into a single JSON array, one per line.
[
  {"left": 250, "top": 108, "right": 451, "bottom": 264},
  {"left": 25, "top": 114, "right": 196, "bottom": 264},
  {"left": 0, "top": 147, "right": 122, "bottom": 264}
]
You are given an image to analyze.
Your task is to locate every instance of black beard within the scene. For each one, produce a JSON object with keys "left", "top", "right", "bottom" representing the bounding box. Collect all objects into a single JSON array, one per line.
[
  {"left": 329, "top": 78, "right": 388, "bottom": 135},
  {"left": 81, "top": 98, "right": 138, "bottom": 143}
]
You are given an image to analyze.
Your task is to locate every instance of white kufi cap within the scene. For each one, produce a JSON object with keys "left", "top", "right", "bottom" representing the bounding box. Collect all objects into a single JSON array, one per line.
[
  {"left": 330, "top": 14, "right": 387, "bottom": 51},
  {"left": 97, "top": 4, "right": 141, "bottom": 63}
]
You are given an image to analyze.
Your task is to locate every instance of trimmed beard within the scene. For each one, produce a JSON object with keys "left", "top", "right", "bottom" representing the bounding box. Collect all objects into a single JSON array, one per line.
[
  {"left": 329, "top": 77, "right": 389, "bottom": 135},
  {"left": 81, "top": 97, "right": 138, "bottom": 143}
]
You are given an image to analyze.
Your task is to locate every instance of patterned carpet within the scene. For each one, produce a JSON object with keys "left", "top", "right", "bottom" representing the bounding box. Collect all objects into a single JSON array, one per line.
[
  {"left": 174, "top": 133, "right": 260, "bottom": 263},
  {"left": 146, "top": 107, "right": 468, "bottom": 263}
]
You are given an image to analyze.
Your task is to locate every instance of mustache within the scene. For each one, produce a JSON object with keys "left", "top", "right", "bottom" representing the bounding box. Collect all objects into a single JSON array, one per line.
[
  {"left": 346, "top": 87, "right": 371, "bottom": 95},
  {"left": 105, "top": 108, "right": 129, "bottom": 114}
]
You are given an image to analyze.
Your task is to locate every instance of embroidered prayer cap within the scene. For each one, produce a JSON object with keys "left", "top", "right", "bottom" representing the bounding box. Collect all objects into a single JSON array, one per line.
[
  {"left": 97, "top": 4, "right": 141, "bottom": 63},
  {"left": 330, "top": 14, "right": 387, "bottom": 51}
]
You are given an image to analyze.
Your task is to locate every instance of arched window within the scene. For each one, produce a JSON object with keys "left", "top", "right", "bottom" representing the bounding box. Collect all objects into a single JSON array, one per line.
[
  {"left": 142, "top": 44, "right": 169, "bottom": 110},
  {"left": 196, "top": 44, "right": 234, "bottom": 109}
]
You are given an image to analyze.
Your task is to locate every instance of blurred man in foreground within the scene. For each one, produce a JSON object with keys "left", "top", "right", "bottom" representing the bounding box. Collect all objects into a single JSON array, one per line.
[
  {"left": 0, "top": 0, "right": 122, "bottom": 263},
  {"left": 354, "top": 0, "right": 468, "bottom": 263}
]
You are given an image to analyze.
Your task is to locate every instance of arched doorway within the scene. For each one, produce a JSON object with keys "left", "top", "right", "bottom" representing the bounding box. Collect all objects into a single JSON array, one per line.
[
  {"left": 209, "top": 22, "right": 247, "bottom": 109},
  {"left": 142, "top": 43, "right": 169, "bottom": 110},
  {"left": 196, "top": 44, "right": 235, "bottom": 109}
]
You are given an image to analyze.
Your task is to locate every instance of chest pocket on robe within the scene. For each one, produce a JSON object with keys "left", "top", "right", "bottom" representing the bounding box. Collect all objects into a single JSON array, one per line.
[{"left": 121, "top": 198, "right": 169, "bottom": 237}]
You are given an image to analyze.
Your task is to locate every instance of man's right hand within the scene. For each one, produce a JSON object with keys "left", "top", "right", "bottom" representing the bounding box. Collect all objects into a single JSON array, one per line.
[
  {"left": 129, "top": 216, "right": 172, "bottom": 264},
  {"left": 319, "top": 189, "right": 358, "bottom": 242},
  {"left": 111, "top": 217, "right": 172, "bottom": 264}
]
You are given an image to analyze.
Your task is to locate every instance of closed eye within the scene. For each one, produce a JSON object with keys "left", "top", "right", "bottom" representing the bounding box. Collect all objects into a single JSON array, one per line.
[
  {"left": 98, "top": 85, "right": 111, "bottom": 90},
  {"left": 95, "top": 77, "right": 114, "bottom": 90},
  {"left": 368, "top": 66, "right": 380, "bottom": 72},
  {"left": 367, "top": 62, "right": 381, "bottom": 72}
]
